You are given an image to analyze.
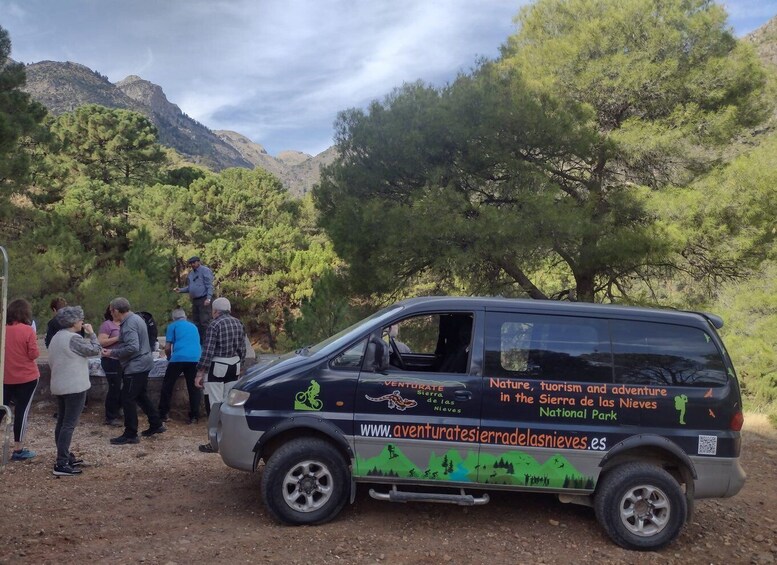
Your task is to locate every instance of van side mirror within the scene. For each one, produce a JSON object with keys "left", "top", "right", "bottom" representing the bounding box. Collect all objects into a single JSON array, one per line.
[{"left": 365, "top": 336, "right": 390, "bottom": 372}]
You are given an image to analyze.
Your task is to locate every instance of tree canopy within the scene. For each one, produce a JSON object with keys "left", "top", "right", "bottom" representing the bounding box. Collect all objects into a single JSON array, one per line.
[
  {"left": 315, "top": 0, "right": 769, "bottom": 302},
  {"left": 0, "top": 25, "right": 48, "bottom": 214}
]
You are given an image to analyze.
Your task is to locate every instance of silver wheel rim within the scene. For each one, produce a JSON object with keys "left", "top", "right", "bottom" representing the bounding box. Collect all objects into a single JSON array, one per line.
[
  {"left": 618, "top": 484, "right": 671, "bottom": 537},
  {"left": 281, "top": 459, "right": 334, "bottom": 513}
]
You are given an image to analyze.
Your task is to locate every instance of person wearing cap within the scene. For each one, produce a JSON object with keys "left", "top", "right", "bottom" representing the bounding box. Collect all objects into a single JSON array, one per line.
[
  {"left": 194, "top": 297, "right": 246, "bottom": 453},
  {"left": 173, "top": 256, "right": 214, "bottom": 344},
  {"left": 48, "top": 305, "right": 102, "bottom": 476},
  {"left": 157, "top": 308, "right": 202, "bottom": 424}
]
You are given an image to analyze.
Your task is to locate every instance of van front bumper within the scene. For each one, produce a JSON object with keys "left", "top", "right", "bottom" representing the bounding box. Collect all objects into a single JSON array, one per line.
[{"left": 208, "top": 402, "right": 263, "bottom": 472}]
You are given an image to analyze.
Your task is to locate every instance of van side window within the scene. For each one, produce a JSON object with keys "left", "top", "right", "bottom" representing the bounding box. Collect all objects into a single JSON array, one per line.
[
  {"left": 382, "top": 313, "right": 474, "bottom": 374},
  {"left": 485, "top": 313, "right": 612, "bottom": 382},
  {"left": 611, "top": 321, "right": 727, "bottom": 387},
  {"left": 331, "top": 339, "right": 368, "bottom": 370}
]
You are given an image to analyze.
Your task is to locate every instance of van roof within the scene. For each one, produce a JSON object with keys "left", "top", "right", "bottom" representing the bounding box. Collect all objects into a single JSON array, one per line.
[{"left": 393, "top": 296, "right": 722, "bottom": 329}]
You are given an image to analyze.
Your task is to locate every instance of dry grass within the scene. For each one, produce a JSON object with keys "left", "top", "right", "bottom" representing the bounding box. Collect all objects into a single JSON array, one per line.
[{"left": 743, "top": 411, "right": 776, "bottom": 435}]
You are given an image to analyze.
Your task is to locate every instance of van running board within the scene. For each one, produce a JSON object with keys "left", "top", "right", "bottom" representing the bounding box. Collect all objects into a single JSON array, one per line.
[{"left": 369, "top": 486, "right": 489, "bottom": 506}]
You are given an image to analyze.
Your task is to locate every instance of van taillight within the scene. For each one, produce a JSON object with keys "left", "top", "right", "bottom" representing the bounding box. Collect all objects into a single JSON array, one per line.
[{"left": 730, "top": 411, "right": 744, "bottom": 431}]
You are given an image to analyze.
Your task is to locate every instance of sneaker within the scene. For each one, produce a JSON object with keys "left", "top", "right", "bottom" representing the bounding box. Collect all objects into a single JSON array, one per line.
[
  {"left": 68, "top": 452, "right": 84, "bottom": 466},
  {"left": 104, "top": 418, "right": 123, "bottom": 427},
  {"left": 141, "top": 425, "right": 167, "bottom": 437},
  {"left": 53, "top": 464, "right": 83, "bottom": 476},
  {"left": 188, "top": 417, "right": 199, "bottom": 425},
  {"left": 11, "top": 448, "right": 36, "bottom": 461},
  {"left": 199, "top": 443, "right": 216, "bottom": 453},
  {"left": 110, "top": 434, "right": 140, "bottom": 445}
]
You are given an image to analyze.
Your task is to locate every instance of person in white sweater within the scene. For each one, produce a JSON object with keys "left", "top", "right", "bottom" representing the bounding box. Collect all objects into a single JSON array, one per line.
[{"left": 48, "top": 306, "right": 102, "bottom": 476}]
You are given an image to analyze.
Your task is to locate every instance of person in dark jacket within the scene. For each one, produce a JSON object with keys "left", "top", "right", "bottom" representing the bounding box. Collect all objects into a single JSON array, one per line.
[{"left": 44, "top": 297, "right": 68, "bottom": 348}]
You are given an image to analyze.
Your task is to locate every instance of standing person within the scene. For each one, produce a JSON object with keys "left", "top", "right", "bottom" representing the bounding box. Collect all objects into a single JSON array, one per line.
[
  {"left": 44, "top": 296, "right": 68, "bottom": 348},
  {"left": 48, "top": 306, "right": 102, "bottom": 476},
  {"left": 102, "top": 297, "right": 165, "bottom": 445},
  {"left": 158, "top": 308, "right": 202, "bottom": 424},
  {"left": 173, "top": 256, "right": 213, "bottom": 344},
  {"left": 194, "top": 297, "right": 246, "bottom": 453},
  {"left": 98, "top": 305, "right": 122, "bottom": 426},
  {"left": 2, "top": 298, "right": 40, "bottom": 461}
]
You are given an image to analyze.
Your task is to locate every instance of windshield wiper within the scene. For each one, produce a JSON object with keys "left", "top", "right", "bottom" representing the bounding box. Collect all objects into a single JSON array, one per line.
[{"left": 294, "top": 345, "right": 312, "bottom": 356}]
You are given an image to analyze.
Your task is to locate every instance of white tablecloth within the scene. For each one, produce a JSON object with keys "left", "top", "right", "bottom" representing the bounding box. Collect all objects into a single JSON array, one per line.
[{"left": 88, "top": 357, "right": 168, "bottom": 378}]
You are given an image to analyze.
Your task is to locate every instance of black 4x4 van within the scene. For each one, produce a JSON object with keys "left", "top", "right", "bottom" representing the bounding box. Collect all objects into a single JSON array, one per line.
[{"left": 209, "top": 297, "right": 745, "bottom": 550}]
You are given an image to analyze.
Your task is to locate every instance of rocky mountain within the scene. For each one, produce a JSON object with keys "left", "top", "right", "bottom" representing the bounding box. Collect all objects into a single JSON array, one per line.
[
  {"left": 21, "top": 60, "right": 335, "bottom": 196},
  {"left": 212, "top": 130, "right": 336, "bottom": 196},
  {"left": 747, "top": 16, "right": 777, "bottom": 69}
]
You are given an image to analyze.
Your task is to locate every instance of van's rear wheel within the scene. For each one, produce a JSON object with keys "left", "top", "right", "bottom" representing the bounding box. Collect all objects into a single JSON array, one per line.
[
  {"left": 261, "top": 437, "right": 349, "bottom": 525},
  {"left": 594, "top": 462, "right": 687, "bottom": 550}
]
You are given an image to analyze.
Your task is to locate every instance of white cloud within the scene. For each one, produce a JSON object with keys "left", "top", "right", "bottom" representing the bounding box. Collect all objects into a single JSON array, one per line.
[{"left": 1, "top": 0, "right": 773, "bottom": 154}]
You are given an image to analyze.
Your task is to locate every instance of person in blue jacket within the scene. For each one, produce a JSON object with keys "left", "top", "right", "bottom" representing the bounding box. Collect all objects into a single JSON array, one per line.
[{"left": 158, "top": 308, "right": 202, "bottom": 424}]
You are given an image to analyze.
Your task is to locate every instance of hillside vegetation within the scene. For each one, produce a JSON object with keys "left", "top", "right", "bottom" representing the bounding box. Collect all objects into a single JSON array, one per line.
[{"left": 1, "top": 1, "right": 775, "bottom": 423}]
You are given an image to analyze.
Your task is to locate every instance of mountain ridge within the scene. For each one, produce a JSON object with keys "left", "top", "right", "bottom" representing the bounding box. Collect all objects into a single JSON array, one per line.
[{"left": 21, "top": 60, "right": 333, "bottom": 196}]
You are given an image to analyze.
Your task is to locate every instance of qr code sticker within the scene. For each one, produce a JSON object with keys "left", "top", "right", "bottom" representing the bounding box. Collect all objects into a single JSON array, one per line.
[{"left": 698, "top": 435, "right": 718, "bottom": 456}]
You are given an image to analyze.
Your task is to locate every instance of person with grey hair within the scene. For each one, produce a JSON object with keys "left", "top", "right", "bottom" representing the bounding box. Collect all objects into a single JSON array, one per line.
[
  {"left": 102, "top": 297, "right": 165, "bottom": 445},
  {"left": 157, "top": 308, "right": 202, "bottom": 424},
  {"left": 194, "top": 297, "right": 246, "bottom": 453},
  {"left": 48, "top": 305, "right": 102, "bottom": 476}
]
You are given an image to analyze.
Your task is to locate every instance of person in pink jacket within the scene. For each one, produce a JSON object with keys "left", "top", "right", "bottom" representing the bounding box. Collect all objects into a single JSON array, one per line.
[{"left": 2, "top": 298, "right": 40, "bottom": 461}]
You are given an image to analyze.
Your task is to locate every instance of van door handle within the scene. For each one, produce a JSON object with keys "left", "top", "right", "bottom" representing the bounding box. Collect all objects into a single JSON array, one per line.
[{"left": 454, "top": 390, "right": 472, "bottom": 401}]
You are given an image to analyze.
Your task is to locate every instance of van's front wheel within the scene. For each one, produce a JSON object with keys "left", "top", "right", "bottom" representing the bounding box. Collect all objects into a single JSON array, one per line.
[
  {"left": 594, "top": 462, "right": 687, "bottom": 550},
  {"left": 261, "top": 437, "right": 349, "bottom": 525}
]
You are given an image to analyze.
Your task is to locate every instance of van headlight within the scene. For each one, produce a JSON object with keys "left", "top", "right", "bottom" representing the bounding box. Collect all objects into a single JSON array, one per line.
[{"left": 227, "top": 389, "right": 250, "bottom": 407}]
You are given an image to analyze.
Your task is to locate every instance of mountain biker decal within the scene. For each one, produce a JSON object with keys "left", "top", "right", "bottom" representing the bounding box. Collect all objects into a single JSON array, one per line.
[
  {"left": 294, "top": 379, "right": 323, "bottom": 411},
  {"left": 366, "top": 390, "right": 418, "bottom": 411}
]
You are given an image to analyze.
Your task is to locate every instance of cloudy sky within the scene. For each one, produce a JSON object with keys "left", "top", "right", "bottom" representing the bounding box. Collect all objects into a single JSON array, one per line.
[{"left": 1, "top": 1, "right": 775, "bottom": 156}]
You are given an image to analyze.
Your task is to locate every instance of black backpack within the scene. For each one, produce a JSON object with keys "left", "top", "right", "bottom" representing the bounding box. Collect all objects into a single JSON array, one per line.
[{"left": 136, "top": 311, "right": 158, "bottom": 350}]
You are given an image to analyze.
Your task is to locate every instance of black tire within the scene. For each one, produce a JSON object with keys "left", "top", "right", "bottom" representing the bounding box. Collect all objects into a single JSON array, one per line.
[
  {"left": 594, "top": 462, "right": 687, "bottom": 550},
  {"left": 261, "top": 437, "right": 349, "bottom": 525}
]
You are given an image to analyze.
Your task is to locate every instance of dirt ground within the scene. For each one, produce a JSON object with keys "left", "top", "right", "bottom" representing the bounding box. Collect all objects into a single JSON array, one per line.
[{"left": 1, "top": 401, "right": 775, "bottom": 565}]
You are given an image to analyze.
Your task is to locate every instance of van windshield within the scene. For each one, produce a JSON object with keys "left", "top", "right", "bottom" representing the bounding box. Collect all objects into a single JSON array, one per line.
[{"left": 306, "top": 305, "right": 404, "bottom": 357}]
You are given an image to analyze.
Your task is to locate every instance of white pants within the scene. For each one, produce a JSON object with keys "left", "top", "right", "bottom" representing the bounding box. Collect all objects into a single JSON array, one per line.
[{"left": 204, "top": 381, "right": 237, "bottom": 407}]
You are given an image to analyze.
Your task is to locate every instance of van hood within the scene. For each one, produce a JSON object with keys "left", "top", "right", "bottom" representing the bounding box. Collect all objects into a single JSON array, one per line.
[{"left": 238, "top": 351, "right": 314, "bottom": 387}]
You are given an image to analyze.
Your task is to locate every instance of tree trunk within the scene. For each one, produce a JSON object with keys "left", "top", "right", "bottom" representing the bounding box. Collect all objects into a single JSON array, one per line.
[
  {"left": 574, "top": 271, "right": 596, "bottom": 302},
  {"left": 492, "top": 255, "right": 548, "bottom": 300}
]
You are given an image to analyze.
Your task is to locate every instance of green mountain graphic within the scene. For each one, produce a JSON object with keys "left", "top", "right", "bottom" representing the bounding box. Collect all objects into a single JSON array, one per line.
[{"left": 355, "top": 444, "right": 593, "bottom": 489}]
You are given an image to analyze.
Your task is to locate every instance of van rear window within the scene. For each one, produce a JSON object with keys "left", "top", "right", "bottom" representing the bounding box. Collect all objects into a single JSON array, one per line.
[{"left": 611, "top": 320, "right": 727, "bottom": 387}]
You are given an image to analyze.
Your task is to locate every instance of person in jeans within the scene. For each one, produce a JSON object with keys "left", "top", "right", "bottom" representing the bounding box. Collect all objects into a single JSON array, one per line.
[
  {"left": 158, "top": 308, "right": 202, "bottom": 424},
  {"left": 194, "top": 297, "right": 246, "bottom": 453},
  {"left": 2, "top": 298, "right": 40, "bottom": 461},
  {"left": 102, "top": 297, "right": 165, "bottom": 445},
  {"left": 48, "top": 306, "right": 102, "bottom": 476},
  {"left": 173, "top": 256, "right": 214, "bottom": 344},
  {"left": 98, "top": 305, "right": 123, "bottom": 426}
]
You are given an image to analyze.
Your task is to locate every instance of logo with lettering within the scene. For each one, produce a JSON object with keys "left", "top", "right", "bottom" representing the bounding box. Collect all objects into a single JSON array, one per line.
[{"left": 366, "top": 390, "right": 418, "bottom": 411}]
